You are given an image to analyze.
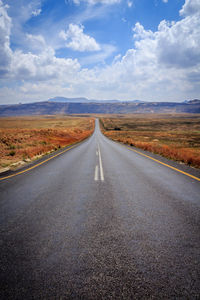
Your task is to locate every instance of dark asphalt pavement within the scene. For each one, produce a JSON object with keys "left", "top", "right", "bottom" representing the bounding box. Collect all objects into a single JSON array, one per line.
[{"left": 0, "top": 119, "right": 200, "bottom": 299}]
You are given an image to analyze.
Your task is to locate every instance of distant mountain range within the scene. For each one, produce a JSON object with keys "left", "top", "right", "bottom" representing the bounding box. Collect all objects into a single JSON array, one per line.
[
  {"left": 0, "top": 98, "right": 199, "bottom": 116},
  {"left": 48, "top": 97, "right": 143, "bottom": 104}
]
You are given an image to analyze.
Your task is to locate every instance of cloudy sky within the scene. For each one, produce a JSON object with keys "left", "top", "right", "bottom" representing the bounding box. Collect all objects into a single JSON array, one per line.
[{"left": 0, "top": 0, "right": 200, "bottom": 103}]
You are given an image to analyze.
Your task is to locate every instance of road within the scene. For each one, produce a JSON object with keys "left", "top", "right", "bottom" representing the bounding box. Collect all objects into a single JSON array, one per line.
[{"left": 0, "top": 119, "right": 200, "bottom": 299}]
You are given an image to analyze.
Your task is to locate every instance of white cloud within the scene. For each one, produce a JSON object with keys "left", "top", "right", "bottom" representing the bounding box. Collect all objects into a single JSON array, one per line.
[
  {"left": 133, "top": 22, "right": 154, "bottom": 39},
  {"left": 26, "top": 34, "right": 46, "bottom": 52},
  {"left": 157, "top": 17, "right": 200, "bottom": 68},
  {"left": 10, "top": 48, "right": 80, "bottom": 81},
  {"left": 0, "top": 0, "right": 12, "bottom": 77},
  {"left": 32, "top": 8, "right": 41, "bottom": 17},
  {"left": 162, "top": 0, "right": 168, "bottom": 3},
  {"left": 59, "top": 24, "right": 100, "bottom": 52},
  {"left": 81, "top": 1, "right": 200, "bottom": 100},
  {"left": 127, "top": 1, "right": 132, "bottom": 8},
  {"left": 5, "top": 0, "right": 42, "bottom": 23},
  {"left": 132, "top": 10, "right": 200, "bottom": 69},
  {"left": 0, "top": 1, "right": 80, "bottom": 83},
  {"left": 80, "top": 44, "right": 116, "bottom": 65},
  {"left": 4, "top": 0, "right": 43, "bottom": 53},
  {"left": 72, "top": 0, "right": 121, "bottom": 5},
  {"left": 180, "top": 0, "right": 200, "bottom": 16},
  {"left": 0, "top": 0, "right": 200, "bottom": 103}
]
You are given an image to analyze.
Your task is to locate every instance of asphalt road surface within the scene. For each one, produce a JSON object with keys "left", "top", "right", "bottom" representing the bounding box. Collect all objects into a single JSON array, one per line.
[{"left": 0, "top": 119, "right": 200, "bottom": 299}]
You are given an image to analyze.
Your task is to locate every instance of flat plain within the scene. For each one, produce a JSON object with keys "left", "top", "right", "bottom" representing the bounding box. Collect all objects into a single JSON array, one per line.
[
  {"left": 0, "top": 115, "right": 94, "bottom": 171},
  {"left": 100, "top": 114, "right": 200, "bottom": 168}
]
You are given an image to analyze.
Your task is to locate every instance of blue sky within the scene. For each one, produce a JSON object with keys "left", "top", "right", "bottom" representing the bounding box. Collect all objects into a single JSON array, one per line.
[{"left": 0, "top": 0, "right": 200, "bottom": 103}]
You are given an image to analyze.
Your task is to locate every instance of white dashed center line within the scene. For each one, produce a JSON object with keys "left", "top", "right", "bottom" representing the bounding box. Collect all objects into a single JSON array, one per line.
[
  {"left": 94, "top": 165, "right": 99, "bottom": 181},
  {"left": 94, "top": 144, "right": 104, "bottom": 182},
  {"left": 98, "top": 145, "right": 104, "bottom": 181}
]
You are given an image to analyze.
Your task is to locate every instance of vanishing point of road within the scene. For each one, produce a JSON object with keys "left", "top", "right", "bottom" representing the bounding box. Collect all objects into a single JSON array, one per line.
[{"left": 0, "top": 119, "right": 200, "bottom": 299}]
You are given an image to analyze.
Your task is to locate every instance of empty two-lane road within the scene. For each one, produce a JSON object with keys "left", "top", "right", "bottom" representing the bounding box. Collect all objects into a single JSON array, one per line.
[{"left": 0, "top": 119, "right": 200, "bottom": 299}]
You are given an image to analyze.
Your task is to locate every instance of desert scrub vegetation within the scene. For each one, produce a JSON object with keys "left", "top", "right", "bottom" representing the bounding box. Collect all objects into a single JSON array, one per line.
[
  {"left": 0, "top": 116, "right": 94, "bottom": 170},
  {"left": 100, "top": 114, "right": 200, "bottom": 168}
]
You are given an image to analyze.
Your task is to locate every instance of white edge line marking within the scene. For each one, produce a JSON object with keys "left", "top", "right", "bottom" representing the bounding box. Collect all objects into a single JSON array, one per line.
[
  {"left": 98, "top": 145, "right": 104, "bottom": 181},
  {"left": 95, "top": 165, "right": 99, "bottom": 181}
]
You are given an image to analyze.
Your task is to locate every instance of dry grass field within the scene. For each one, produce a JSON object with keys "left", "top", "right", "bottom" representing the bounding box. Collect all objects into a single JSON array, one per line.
[
  {"left": 100, "top": 114, "right": 200, "bottom": 168},
  {"left": 0, "top": 116, "right": 94, "bottom": 171}
]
